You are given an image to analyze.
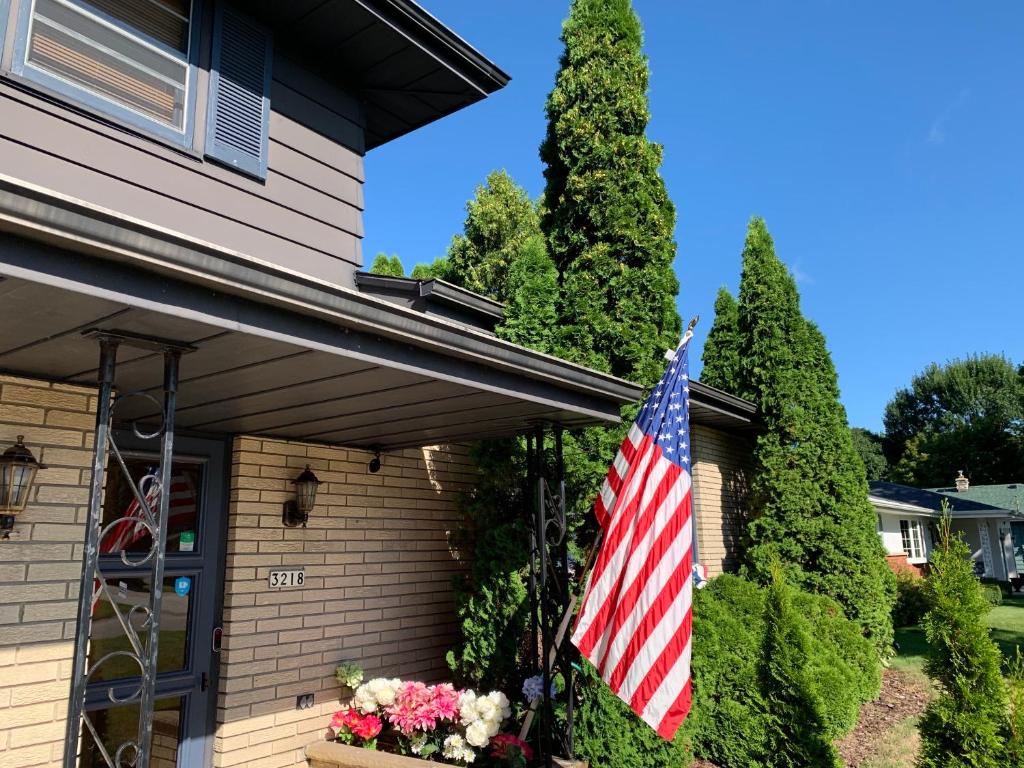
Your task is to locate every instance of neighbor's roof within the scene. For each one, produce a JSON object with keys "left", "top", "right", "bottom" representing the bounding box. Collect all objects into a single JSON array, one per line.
[
  {"left": 868, "top": 480, "right": 1023, "bottom": 518},
  {"left": 925, "top": 483, "right": 1024, "bottom": 514}
]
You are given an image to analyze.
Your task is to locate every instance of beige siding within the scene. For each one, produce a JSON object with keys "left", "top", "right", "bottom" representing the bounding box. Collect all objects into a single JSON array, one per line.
[
  {"left": 215, "top": 438, "right": 476, "bottom": 768},
  {"left": 0, "top": 375, "right": 96, "bottom": 768},
  {"left": 691, "top": 424, "right": 753, "bottom": 576}
]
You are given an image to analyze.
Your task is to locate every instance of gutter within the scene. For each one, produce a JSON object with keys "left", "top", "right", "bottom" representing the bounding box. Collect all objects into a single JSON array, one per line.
[{"left": 0, "top": 175, "right": 642, "bottom": 407}]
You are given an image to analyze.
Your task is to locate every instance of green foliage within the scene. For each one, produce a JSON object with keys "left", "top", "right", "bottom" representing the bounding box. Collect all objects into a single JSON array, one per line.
[
  {"left": 497, "top": 234, "right": 558, "bottom": 354},
  {"left": 691, "top": 574, "right": 879, "bottom": 768},
  {"left": 445, "top": 439, "right": 531, "bottom": 690},
  {"left": 541, "top": 0, "right": 680, "bottom": 390},
  {"left": 700, "top": 287, "right": 741, "bottom": 393},
  {"left": 851, "top": 427, "right": 889, "bottom": 481},
  {"left": 369, "top": 252, "right": 404, "bottom": 277},
  {"left": 982, "top": 583, "right": 1004, "bottom": 607},
  {"left": 410, "top": 261, "right": 443, "bottom": 280},
  {"left": 917, "top": 511, "right": 1010, "bottom": 768},
  {"left": 893, "top": 570, "right": 929, "bottom": 627},
  {"left": 442, "top": 170, "right": 544, "bottom": 302},
  {"left": 758, "top": 567, "right": 842, "bottom": 768},
  {"left": 1008, "top": 650, "right": 1024, "bottom": 766},
  {"left": 574, "top": 662, "right": 693, "bottom": 768},
  {"left": 883, "top": 354, "right": 1024, "bottom": 487},
  {"left": 732, "top": 218, "right": 895, "bottom": 651}
]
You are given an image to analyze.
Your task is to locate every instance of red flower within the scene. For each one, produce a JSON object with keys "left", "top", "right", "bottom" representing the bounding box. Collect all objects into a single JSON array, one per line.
[
  {"left": 352, "top": 714, "right": 382, "bottom": 740},
  {"left": 490, "top": 733, "right": 534, "bottom": 761}
]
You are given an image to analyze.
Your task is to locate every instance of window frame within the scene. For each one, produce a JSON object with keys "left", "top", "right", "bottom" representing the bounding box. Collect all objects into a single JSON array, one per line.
[
  {"left": 10, "top": 0, "right": 201, "bottom": 147},
  {"left": 899, "top": 518, "right": 926, "bottom": 563}
]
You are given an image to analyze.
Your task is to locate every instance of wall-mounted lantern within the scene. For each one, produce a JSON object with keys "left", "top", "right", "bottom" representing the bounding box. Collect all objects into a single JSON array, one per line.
[
  {"left": 368, "top": 450, "right": 381, "bottom": 474},
  {"left": 283, "top": 464, "right": 321, "bottom": 528},
  {"left": 0, "top": 436, "right": 46, "bottom": 538}
]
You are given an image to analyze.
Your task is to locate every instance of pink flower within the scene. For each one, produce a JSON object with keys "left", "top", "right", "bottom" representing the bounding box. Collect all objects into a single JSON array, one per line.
[
  {"left": 330, "top": 710, "right": 347, "bottom": 730},
  {"left": 384, "top": 681, "right": 462, "bottom": 734},
  {"left": 491, "top": 734, "right": 534, "bottom": 761},
  {"left": 352, "top": 714, "right": 382, "bottom": 740}
]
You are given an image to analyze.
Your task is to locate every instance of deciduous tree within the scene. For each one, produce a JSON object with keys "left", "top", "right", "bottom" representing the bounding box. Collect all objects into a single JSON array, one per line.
[{"left": 883, "top": 355, "right": 1024, "bottom": 487}]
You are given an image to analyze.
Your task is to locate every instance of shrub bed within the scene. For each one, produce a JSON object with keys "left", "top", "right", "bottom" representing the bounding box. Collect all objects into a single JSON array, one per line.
[{"left": 688, "top": 574, "right": 881, "bottom": 768}]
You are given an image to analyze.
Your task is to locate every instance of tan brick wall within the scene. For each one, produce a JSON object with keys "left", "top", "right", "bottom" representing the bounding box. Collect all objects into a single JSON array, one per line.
[
  {"left": 0, "top": 374, "right": 97, "bottom": 767},
  {"left": 215, "top": 437, "right": 476, "bottom": 768},
  {"left": 691, "top": 424, "right": 753, "bottom": 576}
]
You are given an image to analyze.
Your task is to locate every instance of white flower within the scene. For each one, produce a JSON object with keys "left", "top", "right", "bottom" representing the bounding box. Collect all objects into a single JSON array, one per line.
[
  {"left": 352, "top": 677, "right": 401, "bottom": 713},
  {"left": 443, "top": 735, "right": 476, "bottom": 763},
  {"left": 458, "top": 690, "right": 479, "bottom": 725},
  {"left": 465, "top": 720, "right": 491, "bottom": 748},
  {"left": 474, "top": 697, "right": 497, "bottom": 722},
  {"left": 410, "top": 733, "right": 429, "bottom": 755}
]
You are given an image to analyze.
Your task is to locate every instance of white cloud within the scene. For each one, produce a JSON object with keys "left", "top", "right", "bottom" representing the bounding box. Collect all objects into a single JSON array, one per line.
[{"left": 928, "top": 88, "right": 970, "bottom": 145}]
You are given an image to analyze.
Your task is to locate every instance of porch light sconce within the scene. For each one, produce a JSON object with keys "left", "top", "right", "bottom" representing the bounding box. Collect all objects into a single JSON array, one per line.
[
  {"left": 368, "top": 450, "right": 382, "bottom": 474},
  {"left": 0, "top": 436, "right": 46, "bottom": 539},
  {"left": 283, "top": 464, "right": 321, "bottom": 528}
]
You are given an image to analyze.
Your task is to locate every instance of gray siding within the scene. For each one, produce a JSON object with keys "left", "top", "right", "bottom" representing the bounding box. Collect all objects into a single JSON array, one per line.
[{"left": 0, "top": 49, "right": 365, "bottom": 286}]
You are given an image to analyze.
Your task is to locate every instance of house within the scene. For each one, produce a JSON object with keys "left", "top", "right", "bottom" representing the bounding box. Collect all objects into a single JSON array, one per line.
[
  {"left": 869, "top": 475, "right": 1024, "bottom": 583},
  {"left": 0, "top": 2, "right": 759, "bottom": 766}
]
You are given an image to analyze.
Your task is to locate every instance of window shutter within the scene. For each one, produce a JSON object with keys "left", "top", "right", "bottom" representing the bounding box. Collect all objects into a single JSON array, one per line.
[{"left": 205, "top": 4, "right": 272, "bottom": 180}]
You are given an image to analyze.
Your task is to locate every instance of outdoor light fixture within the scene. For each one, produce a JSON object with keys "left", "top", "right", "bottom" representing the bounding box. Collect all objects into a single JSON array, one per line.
[
  {"left": 0, "top": 435, "right": 46, "bottom": 538},
  {"left": 368, "top": 450, "right": 381, "bottom": 474},
  {"left": 283, "top": 464, "right": 321, "bottom": 528}
]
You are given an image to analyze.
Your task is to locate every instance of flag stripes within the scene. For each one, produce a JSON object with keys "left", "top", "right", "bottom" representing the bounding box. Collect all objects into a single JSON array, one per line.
[{"left": 572, "top": 334, "right": 696, "bottom": 740}]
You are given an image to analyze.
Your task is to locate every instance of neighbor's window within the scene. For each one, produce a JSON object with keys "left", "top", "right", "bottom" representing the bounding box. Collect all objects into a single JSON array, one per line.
[
  {"left": 16, "top": 0, "right": 193, "bottom": 140},
  {"left": 900, "top": 519, "right": 925, "bottom": 561}
]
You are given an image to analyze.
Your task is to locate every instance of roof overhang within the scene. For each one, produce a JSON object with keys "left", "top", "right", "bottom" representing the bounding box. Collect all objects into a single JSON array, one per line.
[
  {"left": 354, "top": 272, "right": 504, "bottom": 333},
  {"left": 0, "top": 176, "right": 640, "bottom": 449},
  {"left": 246, "top": 0, "right": 510, "bottom": 149},
  {"left": 688, "top": 381, "right": 759, "bottom": 433}
]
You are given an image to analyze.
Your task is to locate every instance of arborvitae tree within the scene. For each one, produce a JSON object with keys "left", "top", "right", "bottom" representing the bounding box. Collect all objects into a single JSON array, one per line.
[
  {"left": 369, "top": 252, "right": 404, "bottom": 277},
  {"left": 758, "top": 566, "right": 841, "bottom": 768},
  {"left": 700, "top": 287, "right": 741, "bottom": 392},
  {"left": 437, "top": 172, "right": 560, "bottom": 689},
  {"left": 1007, "top": 651, "right": 1024, "bottom": 767},
  {"left": 541, "top": 0, "right": 680, "bottom": 389},
  {"left": 735, "top": 217, "right": 895, "bottom": 651},
  {"left": 917, "top": 511, "right": 1010, "bottom": 768}
]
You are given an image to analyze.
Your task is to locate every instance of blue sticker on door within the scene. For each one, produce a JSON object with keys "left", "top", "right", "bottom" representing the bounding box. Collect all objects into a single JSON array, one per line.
[{"left": 174, "top": 576, "right": 191, "bottom": 596}]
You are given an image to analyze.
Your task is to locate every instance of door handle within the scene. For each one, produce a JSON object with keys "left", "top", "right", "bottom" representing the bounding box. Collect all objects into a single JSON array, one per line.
[{"left": 201, "top": 672, "right": 210, "bottom": 692}]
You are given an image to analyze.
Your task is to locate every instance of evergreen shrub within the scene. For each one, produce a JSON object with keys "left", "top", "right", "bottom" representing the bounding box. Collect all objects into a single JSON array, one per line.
[
  {"left": 690, "top": 574, "right": 879, "bottom": 768},
  {"left": 917, "top": 512, "right": 1010, "bottom": 768},
  {"left": 574, "top": 663, "right": 693, "bottom": 768},
  {"left": 893, "top": 570, "right": 929, "bottom": 627}
]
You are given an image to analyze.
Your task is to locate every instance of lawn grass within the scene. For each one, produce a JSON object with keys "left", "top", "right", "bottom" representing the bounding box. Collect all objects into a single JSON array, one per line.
[
  {"left": 893, "top": 594, "right": 1024, "bottom": 677},
  {"left": 858, "top": 716, "right": 921, "bottom": 768}
]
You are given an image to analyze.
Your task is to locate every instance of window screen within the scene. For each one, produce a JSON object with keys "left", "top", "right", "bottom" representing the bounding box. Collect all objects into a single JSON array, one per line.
[{"left": 22, "top": 0, "right": 191, "bottom": 132}]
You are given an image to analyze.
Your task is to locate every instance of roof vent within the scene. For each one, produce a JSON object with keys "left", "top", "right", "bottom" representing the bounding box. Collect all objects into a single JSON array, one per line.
[{"left": 955, "top": 470, "right": 969, "bottom": 493}]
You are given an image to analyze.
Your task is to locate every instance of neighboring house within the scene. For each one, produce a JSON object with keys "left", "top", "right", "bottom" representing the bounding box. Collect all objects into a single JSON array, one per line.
[
  {"left": 870, "top": 475, "right": 1024, "bottom": 583},
  {"left": 0, "top": 2, "right": 759, "bottom": 767}
]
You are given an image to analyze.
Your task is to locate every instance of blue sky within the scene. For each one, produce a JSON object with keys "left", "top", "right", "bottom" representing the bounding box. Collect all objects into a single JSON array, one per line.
[{"left": 362, "top": 1, "right": 1024, "bottom": 432}]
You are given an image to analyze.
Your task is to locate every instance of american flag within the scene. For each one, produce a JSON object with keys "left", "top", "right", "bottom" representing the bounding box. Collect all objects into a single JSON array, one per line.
[{"left": 571, "top": 332, "right": 696, "bottom": 740}]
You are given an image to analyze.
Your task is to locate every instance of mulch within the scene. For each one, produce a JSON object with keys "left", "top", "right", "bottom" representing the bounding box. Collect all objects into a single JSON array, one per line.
[
  {"left": 835, "top": 668, "right": 931, "bottom": 767},
  {"left": 691, "top": 668, "right": 931, "bottom": 768}
]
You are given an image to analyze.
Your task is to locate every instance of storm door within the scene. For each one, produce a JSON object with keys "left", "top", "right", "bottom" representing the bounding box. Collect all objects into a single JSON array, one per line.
[{"left": 74, "top": 433, "right": 227, "bottom": 768}]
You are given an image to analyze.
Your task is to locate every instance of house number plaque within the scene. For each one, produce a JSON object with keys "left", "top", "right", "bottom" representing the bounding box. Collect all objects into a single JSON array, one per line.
[{"left": 268, "top": 568, "right": 305, "bottom": 589}]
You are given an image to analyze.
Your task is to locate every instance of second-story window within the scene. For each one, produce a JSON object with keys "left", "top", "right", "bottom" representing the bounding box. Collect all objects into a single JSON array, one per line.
[{"left": 15, "top": 0, "right": 194, "bottom": 142}]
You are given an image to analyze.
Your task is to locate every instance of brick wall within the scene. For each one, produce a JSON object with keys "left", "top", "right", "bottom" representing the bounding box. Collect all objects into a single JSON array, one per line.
[
  {"left": 215, "top": 437, "right": 476, "bottom": 768},
  {"left": 691, "top": 424, "right": 753, "bottom": 576},
  {"left": 0, "top": 374, "right": 97, "bottom": 767}
]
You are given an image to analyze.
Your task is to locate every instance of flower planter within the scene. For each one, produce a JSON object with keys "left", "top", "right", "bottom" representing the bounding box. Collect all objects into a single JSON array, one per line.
[
  {"left": 306, "top": 741, "right": 434, "bottom": 768},
  {"left": 305, "top": 741, "right": 589, "bottom": 768}
]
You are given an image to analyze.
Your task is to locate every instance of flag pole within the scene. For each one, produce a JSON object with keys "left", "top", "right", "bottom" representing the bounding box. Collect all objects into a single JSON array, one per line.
[{"left": 518, "top": 317, "right": 700, "bottom": 744}]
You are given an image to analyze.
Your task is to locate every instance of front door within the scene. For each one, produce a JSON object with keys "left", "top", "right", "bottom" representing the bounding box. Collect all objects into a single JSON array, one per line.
[
  {"left": 78, "top": 433, "right": 228, "bottom": 768},
  {"left": 1012, "top": 521, "right": 1024, "bottom": 575}
]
